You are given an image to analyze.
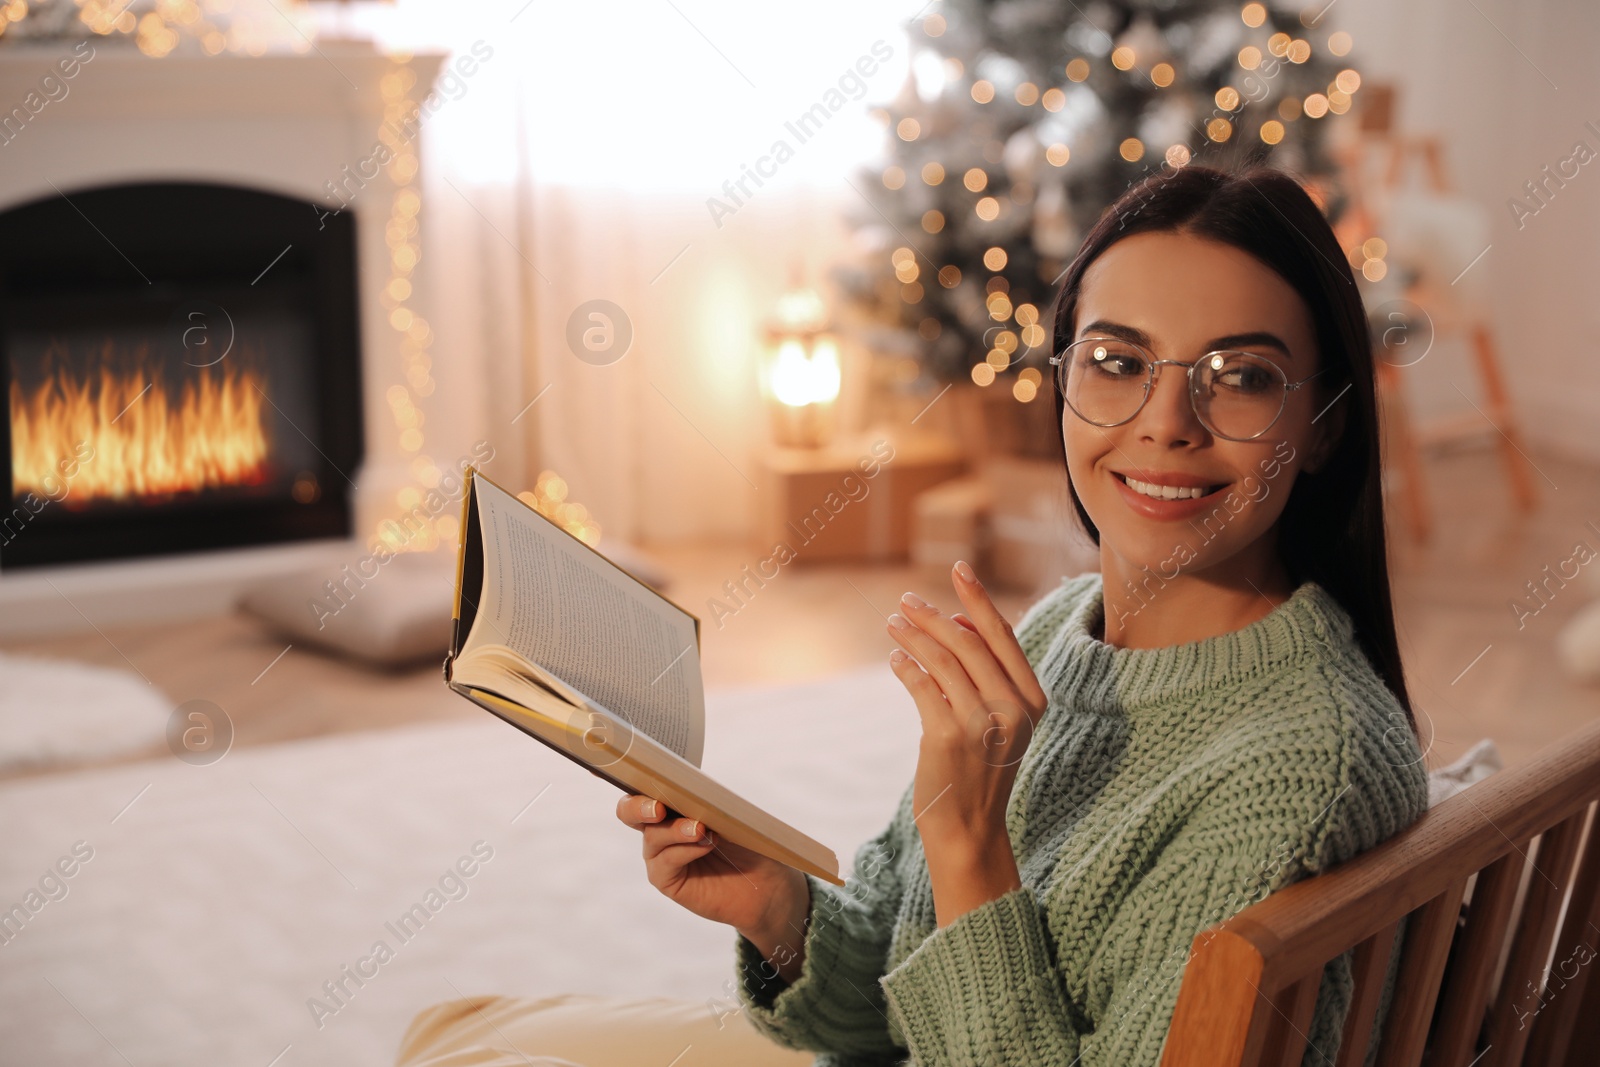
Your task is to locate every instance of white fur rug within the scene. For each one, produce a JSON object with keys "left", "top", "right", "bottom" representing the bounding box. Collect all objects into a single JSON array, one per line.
[{"left": 0, "top": 651, "right": 171, "bottom": 772}]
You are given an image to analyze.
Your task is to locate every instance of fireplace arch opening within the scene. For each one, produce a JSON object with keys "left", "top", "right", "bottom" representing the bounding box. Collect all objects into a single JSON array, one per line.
[{"left": 0, "top": 180, "right": 364, "bottom": 569}]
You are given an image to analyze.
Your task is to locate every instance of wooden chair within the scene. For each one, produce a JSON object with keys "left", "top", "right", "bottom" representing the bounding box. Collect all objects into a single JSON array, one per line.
[
  {"left": 1160, "top": 717, "right": 1600, "bottom": 1067},
  {"left": 1327, "top": 84, "right": 1541, "bottom": 547}
]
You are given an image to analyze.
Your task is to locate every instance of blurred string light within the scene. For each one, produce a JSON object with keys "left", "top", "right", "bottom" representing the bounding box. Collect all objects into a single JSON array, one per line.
[
  {"left": 9, "top": 0, "right": 319, "bottom": 55},
  {"left": 876, "top": 3, "right": 1364, "bottom": 402},
  {"left": 518, "top": 471, "right": 601, "bottom": 548},
  {"left": 1359, "top": 235, "right": 1388, "bottom": 281},
  {"left": 374, "top": 52, "right": 449, "bottom": 554},
  {"left": 319, "top": 46, "right": 607, "bottom": 549},
  {"left": 911, "top": 47, "right": 945, "bottom": 99}
]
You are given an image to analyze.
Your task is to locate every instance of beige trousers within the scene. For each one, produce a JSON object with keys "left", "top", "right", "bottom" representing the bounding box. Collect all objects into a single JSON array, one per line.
[{"left": 395, "top": 993, "right": 817, "bottom": 1067}]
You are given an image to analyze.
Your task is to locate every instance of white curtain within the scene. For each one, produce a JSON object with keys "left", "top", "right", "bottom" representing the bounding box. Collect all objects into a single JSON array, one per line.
[{"left": 347, "top": 1, "right": 924, "bottom": 544}]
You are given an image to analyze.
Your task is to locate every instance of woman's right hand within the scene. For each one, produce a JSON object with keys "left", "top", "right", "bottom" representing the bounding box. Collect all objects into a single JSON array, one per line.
[{"left": 615, "top": 794, "right": 810, "bottom": 962}]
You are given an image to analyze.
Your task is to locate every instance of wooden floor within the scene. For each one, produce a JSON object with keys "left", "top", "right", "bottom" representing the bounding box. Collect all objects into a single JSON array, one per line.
[
  {"left": 3, "top": 440, "right": 1596, "bottom": 782},
  {"left": 1382, "top": 442, "right": 1600, "bottom": 771}
]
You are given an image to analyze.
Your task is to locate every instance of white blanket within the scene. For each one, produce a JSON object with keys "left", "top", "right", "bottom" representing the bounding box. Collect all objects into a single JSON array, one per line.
[{"left": 0, "top": 665, "right": 919, "bottom": 1067}]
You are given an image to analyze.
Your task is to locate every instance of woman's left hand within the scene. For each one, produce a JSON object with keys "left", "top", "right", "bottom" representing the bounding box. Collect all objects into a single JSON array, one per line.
[{"left": 886, "top": 560, "right": 1049, "bottom": 873}]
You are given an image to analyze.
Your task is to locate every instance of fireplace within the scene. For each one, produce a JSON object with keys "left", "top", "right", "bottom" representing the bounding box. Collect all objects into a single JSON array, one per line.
[{"left": 0, "top": 181, "right": 364, "bottom": 570}]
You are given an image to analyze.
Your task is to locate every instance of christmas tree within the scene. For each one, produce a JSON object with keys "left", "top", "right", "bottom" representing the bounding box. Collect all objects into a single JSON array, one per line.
[{"left": 846, "top": 0, "right": 1363, "bottom": 402}]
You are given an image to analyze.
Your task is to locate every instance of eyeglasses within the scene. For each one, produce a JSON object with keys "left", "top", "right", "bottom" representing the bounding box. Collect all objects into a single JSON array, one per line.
[{"left": 1048, "top": 337, "right": 1331, "bottom": 442}]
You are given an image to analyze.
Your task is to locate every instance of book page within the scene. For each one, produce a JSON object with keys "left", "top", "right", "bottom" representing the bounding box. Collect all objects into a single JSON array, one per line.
[{"left": 463, "top": 474, "right": 705, "bottom": 766}]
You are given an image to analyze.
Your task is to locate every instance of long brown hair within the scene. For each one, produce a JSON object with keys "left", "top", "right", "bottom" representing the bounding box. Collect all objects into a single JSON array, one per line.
[{"left": 1048, "top": 162, "right": 1419, "bottom": 744}]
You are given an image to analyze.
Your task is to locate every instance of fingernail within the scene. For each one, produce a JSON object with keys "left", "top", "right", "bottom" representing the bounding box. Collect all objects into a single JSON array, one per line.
[
  {"left": 955, "top": 560, "right": 976, "bottom": 583},
  {"left": 889, "top": 649, "right": 908, "bottom": 665},
  {"left": 889, "top": 613, "right": 910, "bottom": 629},
  {"left": 645, "top": 799, "right": 659, "bottom": 819},
  {"left": 901, "top": 591, "right": 927, "bottom": 610},
  {"left": 681, "top": 819, "right": 701, "bottom": 838}
]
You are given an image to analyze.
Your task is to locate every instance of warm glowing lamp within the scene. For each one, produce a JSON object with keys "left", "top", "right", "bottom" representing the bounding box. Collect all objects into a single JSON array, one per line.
[{"left": 759, "top": 283, "right": 841, "bottom": 448}]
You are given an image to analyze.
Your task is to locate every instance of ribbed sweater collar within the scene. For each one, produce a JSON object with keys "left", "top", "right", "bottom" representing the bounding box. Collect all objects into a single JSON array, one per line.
[{"left": 1037, "top": 572, "right": 1355, "bottom": 716}]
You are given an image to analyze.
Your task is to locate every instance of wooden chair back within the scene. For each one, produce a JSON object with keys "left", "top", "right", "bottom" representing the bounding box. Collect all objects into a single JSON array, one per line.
[{"left": 1160, "top": 717, "right": 1600, "bottom": 1067}]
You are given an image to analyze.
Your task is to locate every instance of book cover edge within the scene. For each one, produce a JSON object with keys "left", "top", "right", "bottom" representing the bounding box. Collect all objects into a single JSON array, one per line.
[
  {"left": 452, "top": 680, "right": 841, "bottom": 884},
  {"left": 444, "top": 467, "right": 479, "bottom": 683}
]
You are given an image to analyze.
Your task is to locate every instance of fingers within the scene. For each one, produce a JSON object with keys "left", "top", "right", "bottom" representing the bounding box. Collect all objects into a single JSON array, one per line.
[
  {"left": 887, "top": 647, "right": 951, "bottom": 725},
  {"left": 615, "top": 793, "right": 665, "bottom": 829},
  {"left": 617, "top": 795, "right": 715, "bottom": 868},
  {"left": 890, "top": 588, "right": 1014, "bottom": 711},
  {"left": 887, "top": 604, "right": 980, "bottom": 711},
  {"left": 949, "top": 561, "right": 1048, "bottom": 707},
  {"left": 642, "top": 815, "right": 715, "bottom": 867}
]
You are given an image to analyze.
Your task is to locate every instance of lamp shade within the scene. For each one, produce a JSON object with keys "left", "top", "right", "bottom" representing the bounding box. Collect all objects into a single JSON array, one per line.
[{"left": 759, "top": 284, "right": 841, "bottom": 449}]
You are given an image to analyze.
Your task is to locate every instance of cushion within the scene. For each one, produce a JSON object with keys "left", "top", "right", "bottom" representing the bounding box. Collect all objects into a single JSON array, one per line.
[
  {"left": 236, "top": 548, "right": 458, "bottom": 669},
  {"left": 236, "top": 539, "right": 674, "bottom": 670},
  {"left": 1426, "top": 737, "right": 1503, "bottom": 808}
]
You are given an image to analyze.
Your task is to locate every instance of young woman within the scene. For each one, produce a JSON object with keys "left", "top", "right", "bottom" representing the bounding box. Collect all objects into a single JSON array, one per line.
[{"left": 612, "top": 163, "right": 1431, "bottom": 1067}]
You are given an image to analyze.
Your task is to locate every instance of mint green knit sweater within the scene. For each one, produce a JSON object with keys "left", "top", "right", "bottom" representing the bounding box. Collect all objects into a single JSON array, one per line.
[{"left": 732, "top": 571, "right": 1430, "bottom": 1066}]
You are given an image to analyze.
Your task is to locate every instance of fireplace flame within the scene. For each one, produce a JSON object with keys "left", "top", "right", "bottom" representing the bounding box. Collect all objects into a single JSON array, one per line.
[{"left": 10, "top": 351, "right": 271, "bottom": 503}]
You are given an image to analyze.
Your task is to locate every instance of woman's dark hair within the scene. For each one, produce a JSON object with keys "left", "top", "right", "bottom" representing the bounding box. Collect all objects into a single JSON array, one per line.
[{"left": 1049, "top": 162, "right": 1419, "bottom": 744}]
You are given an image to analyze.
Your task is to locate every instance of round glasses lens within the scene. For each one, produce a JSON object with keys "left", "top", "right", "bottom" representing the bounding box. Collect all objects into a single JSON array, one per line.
[
  {"left": 1060, "top": 339, "right": 1150, "bottom": 426},
  {"left": 1195, "top": 352, "right": 1289, "bottom": 439}
]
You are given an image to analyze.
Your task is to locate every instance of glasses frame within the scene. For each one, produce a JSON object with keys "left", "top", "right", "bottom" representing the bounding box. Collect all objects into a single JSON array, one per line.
[{"left": 1048, "top": 336, "right": 1331, "bottom": 442}]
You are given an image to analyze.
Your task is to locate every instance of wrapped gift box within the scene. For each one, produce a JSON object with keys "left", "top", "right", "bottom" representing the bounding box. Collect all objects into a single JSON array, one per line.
[
  {"left": 757, "top": 432, "right": 965, "bottom": 563},
  {"left": 910, "top": 475, "right": 992, "bottom": 572},
  {"left": 981, "top": 457, "right": 1099, "bottom": 594}
]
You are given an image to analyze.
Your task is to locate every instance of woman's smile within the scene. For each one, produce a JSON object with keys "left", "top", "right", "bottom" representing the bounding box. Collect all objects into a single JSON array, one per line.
[{"left": 1110, "top": 467, "right": 1233, "bottom": 521}]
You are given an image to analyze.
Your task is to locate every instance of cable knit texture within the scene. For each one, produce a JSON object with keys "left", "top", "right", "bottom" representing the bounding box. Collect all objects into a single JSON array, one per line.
[{"left": 731, "top": 571, "right": 1430, "bottom": 1067}]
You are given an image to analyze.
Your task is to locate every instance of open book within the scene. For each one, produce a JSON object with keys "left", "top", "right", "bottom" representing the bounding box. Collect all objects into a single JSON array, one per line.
[{"left": 444, "top": 467, "right": 843, "bottom": 886}]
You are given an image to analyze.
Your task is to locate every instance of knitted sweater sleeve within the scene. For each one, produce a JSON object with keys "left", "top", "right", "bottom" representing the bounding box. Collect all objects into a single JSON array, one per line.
[
  {"left": 723, "top": 581, "right": 1081, "bottom": 1062},
  {"left": 876, "top": 739, "right": 1371, "bottom": 1066},
  {"left": 731, "top": 803, "right": 910, "bottom": 1061}
]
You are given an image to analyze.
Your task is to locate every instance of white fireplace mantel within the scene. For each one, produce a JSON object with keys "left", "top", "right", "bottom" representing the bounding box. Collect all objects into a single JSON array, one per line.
[{"left": 0, "top": 40, "right": 449, "bottom": 637}]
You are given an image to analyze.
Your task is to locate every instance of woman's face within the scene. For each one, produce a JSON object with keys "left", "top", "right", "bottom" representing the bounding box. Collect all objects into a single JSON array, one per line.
[{"left": 1061, "top": 229, "right": 1344, "bottom": 582}]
